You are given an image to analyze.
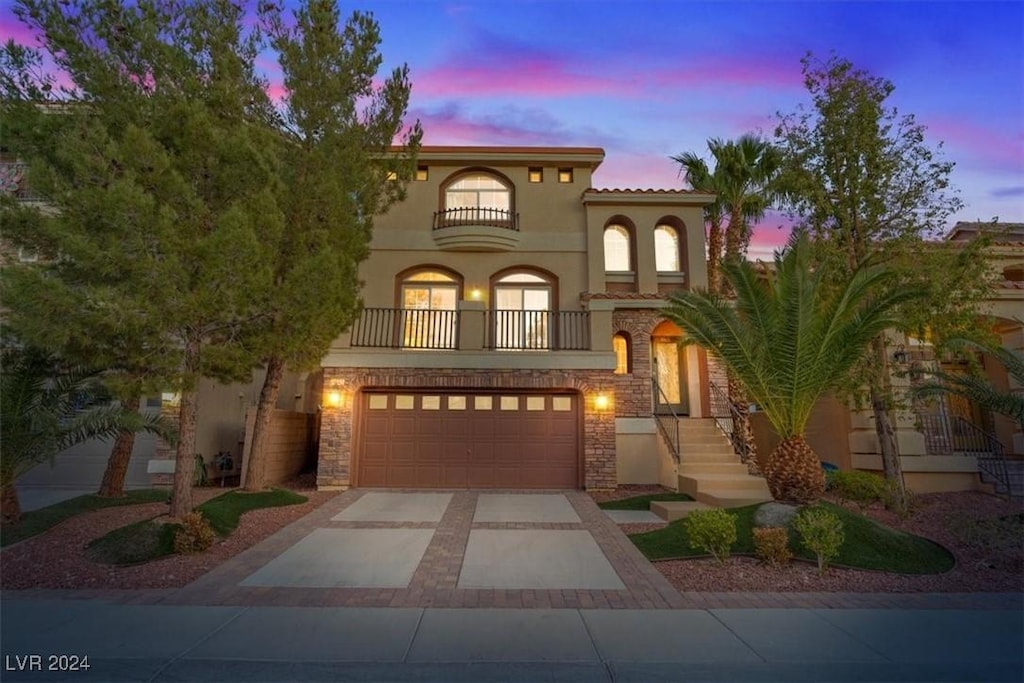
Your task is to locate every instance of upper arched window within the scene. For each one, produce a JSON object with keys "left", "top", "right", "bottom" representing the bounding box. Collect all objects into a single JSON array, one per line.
[
  {"left": 655, "top": 225, "right": 681, "bottom": 272},
  {"left": 604, "top": 225, "right": 632, "bottom": 271},
  {"left": 444, "top": 173, "right": 511, "bottom": 211}
]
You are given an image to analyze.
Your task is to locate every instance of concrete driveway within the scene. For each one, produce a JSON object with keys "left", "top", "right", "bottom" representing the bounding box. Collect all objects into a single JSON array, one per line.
[{"left": 168, "top": 489, "right": 686, "bottom": 609}]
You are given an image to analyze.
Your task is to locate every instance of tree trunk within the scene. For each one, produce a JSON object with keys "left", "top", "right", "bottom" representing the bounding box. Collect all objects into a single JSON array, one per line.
[
  {"left": 169, "top": 338, "right": 201, "bottom": 520},
  {"left": 97, "top": 396, "right": 140, "bottom": 498},
  {"left": 1, "top": 483, "right": 21, "bottom": 526},
  {"left": 763, "top": 434, "right": 825, "bottom": 504},
  {"left": 244, "top": 356, "right": 286, "bottom": 492},
  {"left": 727, "top": 372, "right": 761, "bottom": 475},
  {"left": 869, "top": 337, "right": 907, "bottom": 510},
  {"left": 707, "top": 219, "right": 723, "bottom": 294}
]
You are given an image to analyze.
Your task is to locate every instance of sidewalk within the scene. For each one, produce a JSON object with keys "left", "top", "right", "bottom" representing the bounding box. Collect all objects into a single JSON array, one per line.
[{"left": 2, "top": 597, "right": 1021, "bottom": 682}]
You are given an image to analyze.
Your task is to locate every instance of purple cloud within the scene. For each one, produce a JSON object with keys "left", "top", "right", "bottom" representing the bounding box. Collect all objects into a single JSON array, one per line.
[{"left": 990, "top": 186, "right": 1024, "bottom": 198}]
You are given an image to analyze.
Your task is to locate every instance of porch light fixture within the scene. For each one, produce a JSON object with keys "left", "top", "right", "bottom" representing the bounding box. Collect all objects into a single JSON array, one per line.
[
  {"left": 325, "top": 390, "right": 344, "bottom": 408},
  {"left": 594, "top": 394, "right": 610, "bottom": 411},
  {"left": 892, "top": 344, "right": 909, "bottom": 364},
  {"left": 470, "top": 288, "right": 482, "bottom": 300}
]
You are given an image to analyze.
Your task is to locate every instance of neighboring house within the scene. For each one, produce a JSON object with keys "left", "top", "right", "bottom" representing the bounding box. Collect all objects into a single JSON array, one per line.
[
  {"left": 315, "top": 146, "right": 717, "bottom": 491},
  {"left": 778, "top": 222, "right": 1023, "bottom": 494},
  {"left": 1, "top": 153, "right": 316, "bottom": 488}
]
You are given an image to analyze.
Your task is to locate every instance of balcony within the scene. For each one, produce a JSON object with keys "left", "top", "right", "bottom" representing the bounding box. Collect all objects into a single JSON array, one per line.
[
  {"left": 487, "top": 310, "right": 590, "bottom": 351},
  {"left": 0, "top": 162, "right": 44, "bottom": 202},
  {"left": 350, "top": 308, "right": 460, "bottom": 350},
  {"left": 431, "top": 207, "right": 520, "bottom": 252},
  {"left": 349, "top": 308, "right": 590, "bottom": 351}
]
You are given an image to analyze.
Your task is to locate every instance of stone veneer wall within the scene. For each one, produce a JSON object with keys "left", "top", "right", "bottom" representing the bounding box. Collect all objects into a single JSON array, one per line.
[
  {"left": 610, "top": 308, "right": 679, "bottom": 418},
  {"left": 317, "top": 367, "right": 618, "bottom": 490}
]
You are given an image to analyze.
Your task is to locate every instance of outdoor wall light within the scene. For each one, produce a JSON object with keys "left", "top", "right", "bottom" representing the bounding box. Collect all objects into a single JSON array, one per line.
[
  {"left": 892, "top": 344, "right": 909, "bottom": 364},
  {"left": 325, "top": 390, "right": 344, "bottom": 408},
  {"left": 594, "top": 394, "right": 610, "bottom": 411},
  {"left": 470, "top": 288, "right": 482, "bottom": 300}
]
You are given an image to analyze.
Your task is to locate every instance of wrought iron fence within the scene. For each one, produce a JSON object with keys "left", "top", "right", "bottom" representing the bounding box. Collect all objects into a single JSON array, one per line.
[
  {"left": 917, "top": 411, "right": 1011, "bottom": 496},
  {"left": 433, "top": 207, "right": 519, "bottom": 231},
  {"left": 487, "top": 310, "right": 589, "bottom": 350},
  {"left": 350, "top": 308, "right": 459, "bottom": 350}
]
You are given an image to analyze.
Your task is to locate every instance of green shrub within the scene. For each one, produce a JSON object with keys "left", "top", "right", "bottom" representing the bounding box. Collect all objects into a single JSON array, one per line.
[
  {"left": 173, "top": 512, "right": 215, "bottom": 554},
  {"left": 753, "top": 526, "right": 792, "bottom": 566},
  {"left": 683, "top": 508, "right": 737, "bottom": 563},
  {"left": 828, "top": 470, "right": 887, "bottom": 509},
  {"left": 794, "top": 507, "right": 844, "bottom": 575}
]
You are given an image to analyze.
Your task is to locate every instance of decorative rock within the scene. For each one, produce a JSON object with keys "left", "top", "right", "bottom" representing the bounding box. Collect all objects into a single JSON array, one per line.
[{"left": 753, "top": 502, "right": 799, "bottom": 529}]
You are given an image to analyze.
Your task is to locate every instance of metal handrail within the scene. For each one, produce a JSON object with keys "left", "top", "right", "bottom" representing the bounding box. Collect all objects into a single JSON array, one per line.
[
  {"left": 651, "top": 374, "right": 681, "bottom": 464},
  {"left": 708, "top": 380, "right": 753, "bottom": 466},
  {"left": 918, "top": 410, "right": 1012, "bottom": 497}
]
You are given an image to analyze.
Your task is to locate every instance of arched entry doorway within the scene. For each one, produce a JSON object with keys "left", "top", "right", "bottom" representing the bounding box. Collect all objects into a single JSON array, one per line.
[{"left": 651, "top": 320, "right": 689, "bottom": 416}]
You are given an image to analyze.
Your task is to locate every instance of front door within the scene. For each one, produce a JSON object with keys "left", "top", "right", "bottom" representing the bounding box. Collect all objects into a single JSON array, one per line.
[{"left": 652, "top": 337, "right": 689, "bottom": 415}]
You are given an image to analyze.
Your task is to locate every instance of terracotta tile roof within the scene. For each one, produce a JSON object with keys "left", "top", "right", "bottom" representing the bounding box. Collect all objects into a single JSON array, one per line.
[{"left": 584, "top": 188, "right": 706, "bottom": 195}]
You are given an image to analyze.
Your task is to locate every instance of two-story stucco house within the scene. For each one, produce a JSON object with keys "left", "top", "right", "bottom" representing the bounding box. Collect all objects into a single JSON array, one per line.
[{"left": 314, "top": 145, "right": 732, "bottom": 493}]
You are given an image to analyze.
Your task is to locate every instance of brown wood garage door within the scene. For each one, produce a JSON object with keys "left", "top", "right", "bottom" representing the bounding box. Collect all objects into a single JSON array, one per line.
[{"left": 356, "top": 391, "right": 580, "bottom": 489}]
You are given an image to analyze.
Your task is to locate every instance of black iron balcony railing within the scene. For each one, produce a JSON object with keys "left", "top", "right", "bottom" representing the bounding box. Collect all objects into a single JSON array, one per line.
[
  {"left": 350, "top": 308, "right": 459, "bottom": 350},
  {"left": 433, "top": 207, "right": 519, "bottom": 231},
  {"left": 487, "top": 310, "right": 590, "bottom": 351},
  {"left": 0, "top": 162, "right": 44, "bottom": 202}
]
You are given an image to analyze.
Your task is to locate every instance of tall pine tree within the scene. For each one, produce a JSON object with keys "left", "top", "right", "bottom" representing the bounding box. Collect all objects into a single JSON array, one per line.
[
  {"left": 242, "top": 1, "right": 421, "bottom": 491},
  {"left": 2, "top": 0, "right": 282, "bottom": 517}
]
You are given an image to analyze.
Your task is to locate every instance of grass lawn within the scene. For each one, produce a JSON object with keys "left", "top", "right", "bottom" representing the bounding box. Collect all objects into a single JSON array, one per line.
[
  {"left": 87, "top": 488, "right": 308, "bottom": 566},
  {"left": 628, "top": 500, "right": 955, "bottom": 575},
  {"left": 598, "top": 492, "right": 693, "bottom": 510},
  {"left": 1, "top": 489, "right": 170, "bottom": 548}
]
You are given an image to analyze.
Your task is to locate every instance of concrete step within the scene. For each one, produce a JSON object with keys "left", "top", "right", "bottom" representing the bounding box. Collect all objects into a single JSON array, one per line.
[
  {"left": 695, "top": 489, "right": 774, "bottom": 508},
  {"left": 678, "top": 462, "right": 749, "bottom": 475},
  {"left": 650, "top": 500, "right": 713, "bottom": 522},
  {"left": 678, "top": 449, "right": 738, "bottom": 461},
  {"left": 678, "top": 473, "right": 772, "bottom": 498}
]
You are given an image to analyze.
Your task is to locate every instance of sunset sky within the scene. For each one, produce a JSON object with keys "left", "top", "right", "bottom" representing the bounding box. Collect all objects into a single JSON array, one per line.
[{"left": 3, "top": 0, "right": 1022, "bottom": 258}]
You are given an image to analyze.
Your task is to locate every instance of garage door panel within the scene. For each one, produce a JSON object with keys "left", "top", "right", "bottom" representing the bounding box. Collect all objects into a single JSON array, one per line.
[{"left": 357, "top": 392, "right": 580, "bottom": 489}]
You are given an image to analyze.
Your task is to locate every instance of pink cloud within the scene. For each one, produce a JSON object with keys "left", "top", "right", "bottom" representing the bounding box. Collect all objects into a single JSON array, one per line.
[
  {"left": 649, "top": 54, "right": 802, "bottom": 91},
  {"left": 411, "top": 57, "right": 626, "bottom": 99},
  {"left": 412, "top": 104, "right": 568, "bottom": 146},
  {"left": 0, "top": 17, "right": 40, "bottom": 46},
  {"left": 927, "top": 117, "right": 1024, "bottom": 174}
]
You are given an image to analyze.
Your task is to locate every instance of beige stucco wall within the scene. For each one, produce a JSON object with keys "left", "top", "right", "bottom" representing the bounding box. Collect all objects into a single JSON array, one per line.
[
  {"left": 751, "top": 394, "right": 852, "bottom": 472},
  {"left": 615, "top": 418, "right": 660, "bottom": 484}
]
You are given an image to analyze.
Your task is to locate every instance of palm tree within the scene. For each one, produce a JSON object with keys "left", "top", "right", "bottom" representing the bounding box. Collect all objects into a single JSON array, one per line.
[
  {"left": 673, "top": 134, "right": 782, "bottom": 291},
  {"left": 664, "top": 235, "right": 920, "bottom": 503},
  {"left": 910, "top": 336, "right": 1024, "bottom": 431},
  {"left": 672, "top": 135, "right": 782, "bottom": 474},
  {"left": 0, "top": 345, "right": 176, "bottom": 525}
]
